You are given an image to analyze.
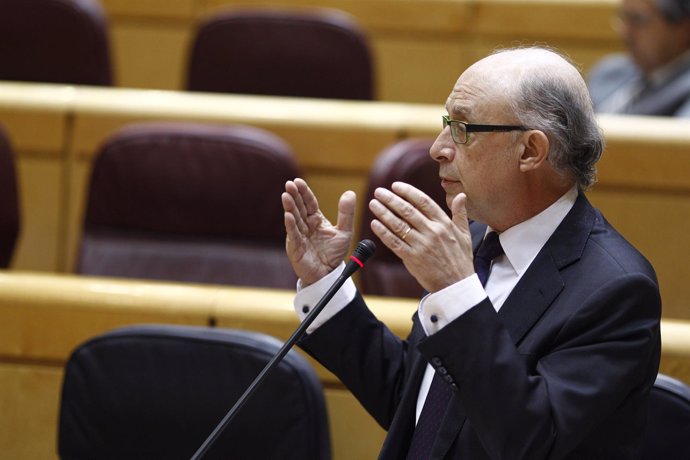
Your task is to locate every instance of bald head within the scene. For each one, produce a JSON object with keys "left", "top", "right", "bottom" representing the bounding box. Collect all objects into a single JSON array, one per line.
[
  {"left": 465, "top": 48, "right": 590, "bottom": 108},
  {"left": 458, "top": 47, "right": 604, "bottom": 190}
]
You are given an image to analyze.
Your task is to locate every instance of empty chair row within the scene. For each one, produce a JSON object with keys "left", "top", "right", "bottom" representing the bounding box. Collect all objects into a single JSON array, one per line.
[
  {"left": 0, "top": 0, "right": 374, "bottom": 99},
  {"left": 0, "top": 121, "right": 441, "bottom": 297},
  {"left": 77, "top": 122, "right": 442, "bottom": 297}
]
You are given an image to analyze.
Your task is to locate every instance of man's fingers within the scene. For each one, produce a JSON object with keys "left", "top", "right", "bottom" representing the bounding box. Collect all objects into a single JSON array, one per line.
[
  {"left": 390, "top": 182, "right": 446, "bottom": 220},
  {"left": 336, "top": 190, "right": 356, "bottom": 233},
  {"left": 369, "top": 198, "right": 413, "bottom": 242},
  {"left": 284, "top": 211, "right": 300, "bottom": 239},
  {"left": 287, "top": 180, "right": 310, "bottom": 220},
  {"left": 284, "top": 182, "right": 310, "bottom": 234},
  {"left": 451, "top": 193, "right": 470, "bottom": 232},
  {"left": 370, "top": 219, "right": 408, "bottom": 254},
  {"left": 294, "top": 178, "right": 320, "bottom": 216}
]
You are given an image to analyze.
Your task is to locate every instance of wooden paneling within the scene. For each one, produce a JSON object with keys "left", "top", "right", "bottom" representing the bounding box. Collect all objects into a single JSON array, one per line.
[
  {"left": 0, "top": 364, "right": 63, "bottom": 460},
  {"left": 100, "top": 0, "right": 624, "bottom": 102},
  {"left": 0, "top": 83, "right": 70, "bottom": 271}
]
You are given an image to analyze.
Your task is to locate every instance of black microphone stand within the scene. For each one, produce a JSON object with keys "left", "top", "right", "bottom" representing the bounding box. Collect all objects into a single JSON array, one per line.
[{"left": 190, "top": 240, "right": 376, "bottom": 460}]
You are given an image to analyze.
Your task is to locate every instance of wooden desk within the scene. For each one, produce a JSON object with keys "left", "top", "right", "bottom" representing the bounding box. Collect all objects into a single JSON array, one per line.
[
  {"left": 0, "top": 272, "right": 688, "bottom": 459},
  {"left": 1, "top": 82, "right": 690, "bottom": 319}
]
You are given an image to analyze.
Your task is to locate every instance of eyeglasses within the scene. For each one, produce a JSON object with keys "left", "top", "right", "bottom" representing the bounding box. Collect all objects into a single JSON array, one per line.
[{"left": 442, "top": 115, "right": 531, "bottom": 145}]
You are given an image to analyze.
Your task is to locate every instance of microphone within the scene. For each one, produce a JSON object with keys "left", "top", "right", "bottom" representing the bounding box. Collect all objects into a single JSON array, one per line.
[
  {"left": 342, "top": 238, "right": 377, "bottom": 278},
  {"left": 190, "top": 240, "right": 376, "bottom": 460}
]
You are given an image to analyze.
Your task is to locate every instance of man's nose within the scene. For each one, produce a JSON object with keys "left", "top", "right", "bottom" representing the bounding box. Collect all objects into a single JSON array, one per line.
[{"left": 429, "top": 128, "right": 455, "bottom": 162}]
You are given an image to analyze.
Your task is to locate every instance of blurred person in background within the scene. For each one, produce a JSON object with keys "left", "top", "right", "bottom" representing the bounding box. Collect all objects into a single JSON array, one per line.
[{"left": 588, "top": 0, "right": 690, "bottom": 116}]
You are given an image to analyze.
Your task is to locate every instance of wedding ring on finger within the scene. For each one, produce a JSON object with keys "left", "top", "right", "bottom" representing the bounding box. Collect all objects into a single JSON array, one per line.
[{"left": 400, "top": 226, "right": 412, "bottom": 241}]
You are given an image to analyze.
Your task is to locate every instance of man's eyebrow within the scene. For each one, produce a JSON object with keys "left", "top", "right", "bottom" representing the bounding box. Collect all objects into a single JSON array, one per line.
[{"left": 446, "top": 104, "right": 472, "bottom": 118}]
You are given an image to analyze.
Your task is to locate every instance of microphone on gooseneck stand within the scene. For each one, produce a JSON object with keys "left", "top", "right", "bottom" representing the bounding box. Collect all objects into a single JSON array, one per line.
[{"left": 190, "top": 239, "right": 376, "bottom": 460}]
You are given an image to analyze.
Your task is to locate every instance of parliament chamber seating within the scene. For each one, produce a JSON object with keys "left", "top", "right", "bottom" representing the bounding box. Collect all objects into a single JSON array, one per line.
[
  {"left": 0, "top": 125, "right": 20, "bottom": 268},
  {"left": 77, "top": 121, "right": 300, "bottom": 288},
  {"left": 358, "top": 137, "right": 447, "bottom": 298},
  {"left": 0, "top": 0, "right": 113, "bottom": 86},
  {"left": 186, "top": 7, "right": 374, "bottom": 100},
  {"left": 58, "top": 324, "right": 330, "bottom": 460},
  {"left": 642, "top": 373, "right": 690, "bottom": 460}
]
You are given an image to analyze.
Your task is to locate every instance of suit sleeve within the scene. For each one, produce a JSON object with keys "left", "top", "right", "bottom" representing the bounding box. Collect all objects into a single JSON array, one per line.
[{"left": 298, "top": 292, "right": 414, "bottom": 429}]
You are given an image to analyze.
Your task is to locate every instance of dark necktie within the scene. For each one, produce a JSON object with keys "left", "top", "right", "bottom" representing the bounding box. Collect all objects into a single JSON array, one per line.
[
  {"left": 473, "top": 231, "right": 504, "bottom": 287},
  {"left": 406, "top": 231, "right": 504, "bottom": 459}
]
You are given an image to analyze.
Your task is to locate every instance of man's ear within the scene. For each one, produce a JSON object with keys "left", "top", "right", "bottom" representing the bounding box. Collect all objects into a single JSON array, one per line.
[{"left": 519, "top": 130, "right": 549, "bottom": 172}]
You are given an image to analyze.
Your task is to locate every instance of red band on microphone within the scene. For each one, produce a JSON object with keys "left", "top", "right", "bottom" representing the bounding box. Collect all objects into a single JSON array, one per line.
[{"left": 349, "top": 255, "right": 364, "bottom": 268}]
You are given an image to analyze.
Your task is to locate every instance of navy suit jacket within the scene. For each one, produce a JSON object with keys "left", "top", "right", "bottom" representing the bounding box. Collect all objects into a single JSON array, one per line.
[{"left": 300, "top": 193, "right": 661, "bottom": 459}]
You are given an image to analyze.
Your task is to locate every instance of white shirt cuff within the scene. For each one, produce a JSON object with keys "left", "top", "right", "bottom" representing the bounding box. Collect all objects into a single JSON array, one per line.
[
  {"left": 294, "top": 262, "right": 357, "bottom": 334},
  {"left": 418, "top": 273, "right": 487, "bottom": 335}
]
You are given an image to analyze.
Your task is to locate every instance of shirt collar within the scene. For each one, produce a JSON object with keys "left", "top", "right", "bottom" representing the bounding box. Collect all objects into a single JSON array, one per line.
[{"left": 488, "top": 187, "right": 578, "bottom": 277}]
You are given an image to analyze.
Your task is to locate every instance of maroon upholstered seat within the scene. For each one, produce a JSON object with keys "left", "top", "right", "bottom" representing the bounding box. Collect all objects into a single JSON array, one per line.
[
  {"left": 0, "top": 0, "right": 113, "bottom": 86},
  {"left": 186, "top": 8, "right": 374, "bottom": 100},
  {"left": 358, "top": 138, "right": 447, "bottom": 298},
  {"left": 77, "top": 122, "right": 301, "bottom": 288},
  {"left": 0, "top": 126, "right": 20, "bottom": 268}
]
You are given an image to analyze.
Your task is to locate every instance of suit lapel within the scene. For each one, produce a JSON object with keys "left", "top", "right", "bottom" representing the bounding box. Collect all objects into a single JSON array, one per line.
[{"left": 498, "top": 192, "right": 595, "bottom": 344}]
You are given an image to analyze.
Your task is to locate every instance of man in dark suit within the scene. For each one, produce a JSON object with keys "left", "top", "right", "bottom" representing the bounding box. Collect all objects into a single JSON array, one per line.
[
  {"left": 588, "top": 0, "right": 690, "bottom": 117},
  {"left": 282, "top": 47, "right": 661, "bottom": 459}
]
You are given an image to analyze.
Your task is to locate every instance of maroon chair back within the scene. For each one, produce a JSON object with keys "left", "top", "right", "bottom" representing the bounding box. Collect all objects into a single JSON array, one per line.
[
  {"left": 0, "top": 126, "right": 20, "bottom": 268},
  {"left": 0, "top": 0, "right": 113, "bottom": 85},
  {"left": 78, "top": 122, "right": 300, "bottom": 288},
  {"left": 187, "top": 8, "right": 374, "bottom": 100},
  {"left": 359, "top": 138, "right": 447, "bottom": 298}
]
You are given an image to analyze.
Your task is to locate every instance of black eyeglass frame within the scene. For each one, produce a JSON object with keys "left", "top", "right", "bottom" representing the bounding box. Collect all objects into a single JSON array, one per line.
[{"left": 442, "top": 115, "right": 531, "bottom": 145}]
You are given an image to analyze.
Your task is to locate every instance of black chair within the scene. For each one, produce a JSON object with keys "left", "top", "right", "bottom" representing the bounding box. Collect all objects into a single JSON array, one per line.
[
  {"left": 642, "top": 373, "right": 690, "bottom": 460},
  {"left": 0, "top": 125, "right": 20, "bottom": 268},
  {"left": 58, "top": 324, "right": 331, "bottom": 460},
  {"left": 0, "top": 0, "right": 113, "bottom": 86},
  {"left": 77, "top": 121, "right": 300, "bottom": 289},
  {"left": 186, "top": 7, "right": 374, "bottom": 100},
  {"left": 358, "top": 138, "right": 445, "bottom": 298}
]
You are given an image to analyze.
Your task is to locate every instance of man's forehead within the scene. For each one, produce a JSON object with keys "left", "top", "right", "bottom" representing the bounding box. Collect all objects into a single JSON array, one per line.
[{"left": 444, "top": 75, "right": 494, "bottom": 118}]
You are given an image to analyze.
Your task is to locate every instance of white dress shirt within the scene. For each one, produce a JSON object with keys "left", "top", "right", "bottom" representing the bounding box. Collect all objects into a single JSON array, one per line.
[{"left": 294, "top": 187, "right": 578, "bottom": 423}]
